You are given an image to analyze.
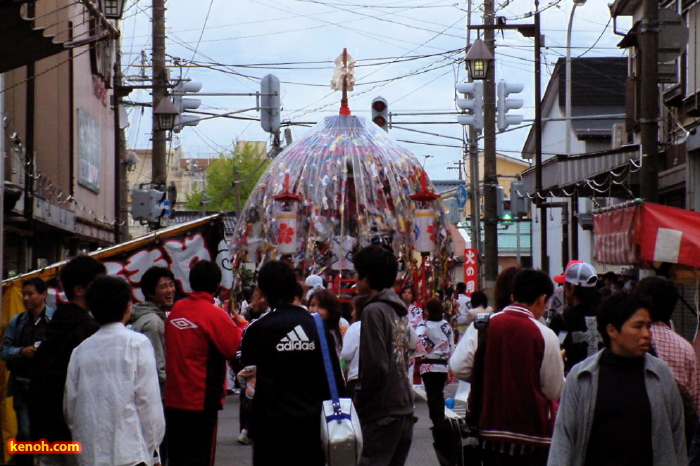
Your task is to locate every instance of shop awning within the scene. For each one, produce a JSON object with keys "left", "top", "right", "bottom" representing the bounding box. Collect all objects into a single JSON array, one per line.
[{"left": 594, "top": 202, "right": 700, "bottom": 267}]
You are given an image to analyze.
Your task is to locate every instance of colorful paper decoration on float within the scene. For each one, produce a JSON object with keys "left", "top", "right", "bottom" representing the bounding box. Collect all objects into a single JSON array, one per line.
[{"left": 230, "top": 113, "right": 452, "bottom": 280}]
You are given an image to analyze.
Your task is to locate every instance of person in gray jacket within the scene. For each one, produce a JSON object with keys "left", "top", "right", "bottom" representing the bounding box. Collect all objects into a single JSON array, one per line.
[
  {"left": 131, "top": 266, "right": 176, "bottom": 396},
  {"left": 353, "top": 246, "right": 416, "bottom": 466},
  {"left": 548, "top": 292, "right": 686, "bottom": 466}
]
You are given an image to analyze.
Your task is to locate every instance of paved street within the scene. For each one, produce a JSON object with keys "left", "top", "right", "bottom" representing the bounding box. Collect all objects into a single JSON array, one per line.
[{"left": 214, "top": 382, "right": 463, "bottom": 465}]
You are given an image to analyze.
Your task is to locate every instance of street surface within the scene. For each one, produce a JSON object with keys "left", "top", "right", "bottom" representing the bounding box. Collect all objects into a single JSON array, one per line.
[{"left": 214, "top": 381, "right": 463, "bottom": 465}]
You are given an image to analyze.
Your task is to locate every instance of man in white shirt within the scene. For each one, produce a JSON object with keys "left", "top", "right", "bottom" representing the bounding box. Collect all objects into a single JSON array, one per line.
[{"left": 64, "top": 276, "right": 165, "bottom": 466}]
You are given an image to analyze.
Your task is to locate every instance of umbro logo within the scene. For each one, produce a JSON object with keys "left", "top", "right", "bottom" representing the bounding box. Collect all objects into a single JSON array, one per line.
[
  {"left": 276, "top": 325, "right": 316, "bottom": 351},
  {"left": 170, "top": 317, "right": 198, "bottom": 330}
]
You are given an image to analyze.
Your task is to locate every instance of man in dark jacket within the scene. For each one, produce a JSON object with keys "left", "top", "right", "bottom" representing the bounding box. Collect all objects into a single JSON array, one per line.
[
  {"left": 353, "top": 246, "right": 416, "bottom": 466},
  {"left": 29, "top": 255, "right": 106, "bottom": 465},
  {"left": 240, "top": 260, "right": 344, "bottom": 466}
]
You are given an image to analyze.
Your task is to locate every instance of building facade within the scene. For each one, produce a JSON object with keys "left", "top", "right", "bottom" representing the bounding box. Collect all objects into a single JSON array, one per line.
[{"left": 1, "top": 0, "right": 122, "bottom": 277}]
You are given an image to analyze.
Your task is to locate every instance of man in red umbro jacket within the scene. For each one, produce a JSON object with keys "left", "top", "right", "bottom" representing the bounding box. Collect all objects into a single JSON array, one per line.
[{"left": 165, "top": 260, "right": 246, "bottom": 466}]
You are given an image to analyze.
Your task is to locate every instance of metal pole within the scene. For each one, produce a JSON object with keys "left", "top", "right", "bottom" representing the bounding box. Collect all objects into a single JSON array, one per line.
[
  {"left": 639, "top": 0, "right": 659, "bottom": 202},
  {"left": 151, "top": 0, "right": 167, "bottom": 190},
  {"left": 534, "top": 5, "right": 547, "bottom": 273},
  {"left": 483, "top": 0, "right": 498, "bottom": 293},
  {"left": 565, "top": 3, "right": 580, "bottom": 159},
  {"left": 0, "top": 74, "right": 5, "bottom": 303}
]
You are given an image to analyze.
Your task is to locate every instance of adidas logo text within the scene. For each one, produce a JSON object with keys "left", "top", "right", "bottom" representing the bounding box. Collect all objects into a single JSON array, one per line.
[
  {"left": 277, "top": 340, "right": 316, "bottom": 351},
  {"left": 276, "top": 325, "right": 316, "bottom": 352}
]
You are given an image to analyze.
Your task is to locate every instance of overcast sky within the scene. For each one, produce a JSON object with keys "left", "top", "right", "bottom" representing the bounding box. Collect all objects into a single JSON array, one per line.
[{"left": 120, "top": 0, "right": 630, "bottom": 182}]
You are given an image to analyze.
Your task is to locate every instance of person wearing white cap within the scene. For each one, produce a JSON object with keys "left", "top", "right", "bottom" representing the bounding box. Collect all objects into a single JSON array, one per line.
[
  {"left": 304, "top": 274, "right": 325, "bottom": 302},
  {"left": 552, "top": 261, "right": 603, "bottom": 374}
]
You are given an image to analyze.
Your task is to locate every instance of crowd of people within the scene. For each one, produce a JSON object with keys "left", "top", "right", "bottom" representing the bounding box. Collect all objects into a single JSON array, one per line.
[{"left": 2, "top": 249, "right": 699, "bottom": 466}]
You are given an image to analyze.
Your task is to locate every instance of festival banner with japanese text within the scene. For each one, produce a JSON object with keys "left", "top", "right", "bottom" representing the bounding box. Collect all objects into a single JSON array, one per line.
[{"left": 463, "top": 248, "right": 479, "bottom": 296}]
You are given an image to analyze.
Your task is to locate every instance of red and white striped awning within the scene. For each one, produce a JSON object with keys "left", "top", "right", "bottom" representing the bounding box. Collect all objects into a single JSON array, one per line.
[{"left": 593, "top": 204, "right": 639, "bottom": 265}]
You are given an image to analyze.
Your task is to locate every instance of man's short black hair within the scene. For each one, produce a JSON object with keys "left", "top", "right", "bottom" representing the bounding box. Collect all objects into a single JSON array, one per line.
[
  {"left": 257, "top": 260, "right": 297, "bottom": 307},
  {"left": 470, "top": 290, "right": 488, "bottom": 308},
  {"left": 85, "top": 275, "right": 132, "bottom": 325},
  {"left": 635, "top": 276, "right": 679, "bottom": 324},
  {"left": 352, "top": 246, "right": 398, "bottom": 291},
  {"left": 22, "top": 277, "right": 48, "bottom": 294},
  {"left": 511, "top": 269, "right": 554, "bottom": 306},
  {"left": 140, "top": 266, "right": 175, "bottom": 300},
  {"left": 598, "top": 292, "right": 651, "bottom": 348},
  {"left": 456, "top": 282, "right": 467, "bottom": 294},
  {"left": 189, "top": 260, "right": 221, "bottom": 295},
  {"left": 60, "top": 255, "right": 107, "bottom": 301},
  {"left": 425, "top": 298, "right": 444, "bottom": 322}
]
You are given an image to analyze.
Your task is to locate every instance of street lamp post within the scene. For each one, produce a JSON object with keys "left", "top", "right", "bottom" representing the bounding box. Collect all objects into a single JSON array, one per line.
[
  {"left": 565, "top": 0, "right": 585, "bottom": 265},
  {"left": 565, "top": 0, "right": 586, "bottom": 157}
]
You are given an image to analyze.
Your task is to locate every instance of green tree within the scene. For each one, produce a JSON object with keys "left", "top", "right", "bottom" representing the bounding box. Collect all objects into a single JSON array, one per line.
[{"left": 185, "top": 142, "right": 271, "bottom": 212}]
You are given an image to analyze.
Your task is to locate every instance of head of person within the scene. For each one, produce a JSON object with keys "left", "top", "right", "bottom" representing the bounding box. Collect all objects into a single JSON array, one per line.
[
  {"left": 22, "top": 277, "right": 48, "bottom": 315},
  {"left": 424, "top": 298, "right": 444, "bottom": 322},
  {"left": 494, "top": 266, "right": 520, "bottom": 311},
  {"left": 470, "top": 290, "right": 488, "bottom": 309},
  {"left": 511, "top": 269, "right": 554, "bottom": 318},
  {"left": 293, "top": 281, "right": 305, "bottom": 306},
  {"left": 60, "top": 255, "right": 107, "bottom": 303},
  {"left": 603, "top": 271, "right": 618, "bottom": 288},
  {"left": 456, "top": 282, "right": 467, "bottom": 295},
  {"left": 352, "top": 294, "right": 371, "bottom": 323},
  {"left": 257, "top": 260, "right": 297, "bottom": 308},
  {"left": 560, "top": 261, "right": 600, "bottom": 309},
  {"left": 85, "top": 275, "right": 132, "bottom": 325},
  {"left": 635, "top": 276, "right": 679, "bottom": 325},
  {"left": 308, "top": 289, "right": 342, "bottom": 328},
  {"left": 189, "top": 260, "right": 222, "bottom": 295},
  {"left": 597, "top": 292, "right": 652, "bottom": 357},
  {"left": 304, "top": 274, "right": 325, "bottom": 302},
  {"left": 139, "top": 266, "right": 176, "bottom": 308},
  {"left": 400, "top": 285, "right": 416, "bottom": 305},
  {"left": 352, "top": 246, "right": 398, "bottom": 294}
]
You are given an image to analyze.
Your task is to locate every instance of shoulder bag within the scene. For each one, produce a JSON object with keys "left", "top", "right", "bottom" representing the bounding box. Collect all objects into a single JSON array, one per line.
[{"left": 313, "top": 313, "right": 363, "bottom": 466}]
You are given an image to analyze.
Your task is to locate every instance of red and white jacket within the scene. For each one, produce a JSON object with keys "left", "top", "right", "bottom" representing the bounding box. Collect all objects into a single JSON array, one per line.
[
  {"left": 450, "top": 305, "right": 565, "bottom": 447},
  {"left": 165, "top": 292, "right": 245, "bottom": 411}
]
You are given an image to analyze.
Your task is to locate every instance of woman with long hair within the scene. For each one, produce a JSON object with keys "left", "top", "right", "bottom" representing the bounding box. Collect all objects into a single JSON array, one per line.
[{"left": 308, "top": 289, "right": 343, "bottom": 357}]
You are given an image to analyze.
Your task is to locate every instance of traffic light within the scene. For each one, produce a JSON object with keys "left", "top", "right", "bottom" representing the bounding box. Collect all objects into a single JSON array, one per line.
[
  {"left": 496, "top": 80, "right": 524, "bottom": 132},
  {"left": 172, "top": 80, "right": 202, "bottom": 134},
  {"left": 500, "top": 211, "right": 514, "bottom": 225},
  {"left": 495, "top": 185, "right": 505, "bottom": 218},
  {"left": 510, "top": 180, "right": 530, "bottom": 217},
  {"left": 371, "top": 97, "right": 389, "bottom": 132},
  {"left": 260, "top": 74, "right": 281, "bottom": 134},
  {"left": 131, "top": 189, "right": 167, "bottom": 222},
  {"left": 456, "top": 81, "right": 484, "bottom": 131}
]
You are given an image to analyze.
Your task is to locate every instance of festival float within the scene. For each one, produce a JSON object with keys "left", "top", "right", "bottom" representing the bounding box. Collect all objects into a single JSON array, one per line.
[{"left": 229, "top": 50, "right": 454, "bottom": 301}]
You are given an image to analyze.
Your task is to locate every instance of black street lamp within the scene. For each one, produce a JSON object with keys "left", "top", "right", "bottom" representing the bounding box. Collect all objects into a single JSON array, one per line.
[
  {"left": 153, "top": 97, "right": 178, "bottom": 132},
  {"left": 103, "top": 0, "right": 127, "bottom": 19},
  {"left": 465, "top": 39, "right": 494, "bottom": 80}
]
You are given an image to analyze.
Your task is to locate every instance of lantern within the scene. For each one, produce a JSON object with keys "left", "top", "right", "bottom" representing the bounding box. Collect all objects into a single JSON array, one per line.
[
  {"left": 409, "top": 172, "right": 441, "bottom": 254},
  {"left": 273, "top": 173, "right": 303, "bottom": 255}
]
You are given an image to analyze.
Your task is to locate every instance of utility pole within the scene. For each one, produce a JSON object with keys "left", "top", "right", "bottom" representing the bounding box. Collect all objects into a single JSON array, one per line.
[
  {"left": 448, "top": 159, "right": 466, "bottom": 180},
  {"left": 534, "top": 4, "right": 547, "bottom": 273},
  {"left": 114, "top": 42, "right": 130, "bottom": 243},
  {"left": 482, "top": 0, "right": 498, "bottom": 293},
  {"left": 151, "top": 0, "right": 167, "bottom": 190},
  {"left": 639, "top": 0, "right": 659, "bottom": 202}
]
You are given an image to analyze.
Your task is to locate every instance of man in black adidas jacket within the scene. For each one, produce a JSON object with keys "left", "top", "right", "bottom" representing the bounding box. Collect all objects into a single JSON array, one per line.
[{"left": 240, "top": 260, "right": 345, "bottom": 466}]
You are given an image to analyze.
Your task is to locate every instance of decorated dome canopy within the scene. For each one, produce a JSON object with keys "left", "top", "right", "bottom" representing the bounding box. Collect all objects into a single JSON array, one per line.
[{"left": 230, "top": 114, "right": 452, "bottom": 282}]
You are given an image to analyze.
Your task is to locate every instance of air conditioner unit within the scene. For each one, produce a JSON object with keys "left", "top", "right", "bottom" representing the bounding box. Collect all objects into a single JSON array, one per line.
[{"left": 611, "top": 123, "right": 625, "bottom": 149}]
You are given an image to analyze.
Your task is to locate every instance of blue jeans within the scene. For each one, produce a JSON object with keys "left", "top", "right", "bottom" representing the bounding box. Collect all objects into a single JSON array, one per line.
[{"left": 13, "top": 387, "right": 31, "bottom": 441}]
